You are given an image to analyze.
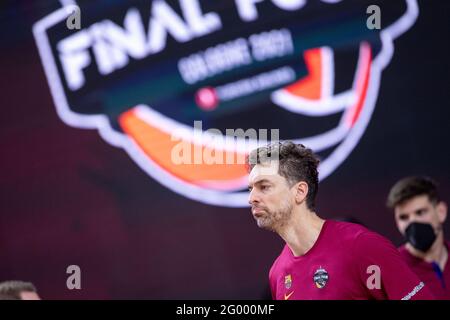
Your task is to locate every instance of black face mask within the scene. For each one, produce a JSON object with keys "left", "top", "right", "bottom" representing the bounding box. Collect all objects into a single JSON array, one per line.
[{"left": 405, "top": 222, "right": 436, "bottom": 252}]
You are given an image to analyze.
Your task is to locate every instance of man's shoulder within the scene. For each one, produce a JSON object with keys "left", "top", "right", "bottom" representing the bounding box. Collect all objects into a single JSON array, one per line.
[
  {"left": 326, "top": 220, "right": 370, "bottom": 242},
  {"left": 327, "top": 220, "right": 399, "bottom": 257},
  {"left": 273, "top": 245, "right": 291, "bottom": 264},
  {"left": 269, "top": 245, "right": 290, "bottom": 279}
]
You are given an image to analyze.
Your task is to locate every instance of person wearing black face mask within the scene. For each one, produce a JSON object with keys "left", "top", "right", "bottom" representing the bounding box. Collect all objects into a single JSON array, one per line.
[{"left": 387, "top": 176, "right": 449, "bottom": 299}]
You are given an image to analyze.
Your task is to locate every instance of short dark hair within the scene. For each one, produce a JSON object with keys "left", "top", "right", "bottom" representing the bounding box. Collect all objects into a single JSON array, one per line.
[
  {"left": 246, "top": 141, "right": 320, "bottom": 210},
  {"left": 0, "top": 281, "right": 37, "bottom": 300},
  {"left": 386, "top": 176, "right": 440, "bottom": 209}
]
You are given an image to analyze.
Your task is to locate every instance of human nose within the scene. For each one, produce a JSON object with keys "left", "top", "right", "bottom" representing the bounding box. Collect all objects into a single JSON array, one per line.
[{"left": 248, "top": 188, "right": 259, "bottom": 205}]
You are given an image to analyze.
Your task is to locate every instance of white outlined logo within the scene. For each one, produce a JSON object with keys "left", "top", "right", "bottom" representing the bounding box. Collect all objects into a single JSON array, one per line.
[{"left": 33, "top": 1, "right": 419, "bottom": 207}]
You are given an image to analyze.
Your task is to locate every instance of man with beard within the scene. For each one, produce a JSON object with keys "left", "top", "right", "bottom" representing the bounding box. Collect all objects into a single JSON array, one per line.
[
  {"left": 246, "top": 141, "right": 434, "bottom": 300},
  {"left": 387, "top": 176, "right": 450, "bottom": 299}
]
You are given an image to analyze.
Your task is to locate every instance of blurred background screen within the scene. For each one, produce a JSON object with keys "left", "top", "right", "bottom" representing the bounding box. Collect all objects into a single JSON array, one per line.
[{"left": 0, "top": 0, "right": 449, "bottom": 299}]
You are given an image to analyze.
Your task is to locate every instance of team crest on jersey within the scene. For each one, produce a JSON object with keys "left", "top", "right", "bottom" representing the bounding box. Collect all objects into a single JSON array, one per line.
[
  {"left": 284, "top": 274, "right": 292, "bottom": 289},
  {"left": 33, "top": 0, "right": 419, "bottom": 207},
  {"left": 313, "top": 267, "right": 329, "bottom": 289}
]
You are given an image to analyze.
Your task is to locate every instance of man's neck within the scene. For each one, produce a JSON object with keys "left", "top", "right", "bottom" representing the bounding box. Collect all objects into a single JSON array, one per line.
[
  {"left": 406, "top": 233, "right": 448, "bottom": 270},
  {"left": 277, "top": 208, "right": 325, "bottom": 257}
]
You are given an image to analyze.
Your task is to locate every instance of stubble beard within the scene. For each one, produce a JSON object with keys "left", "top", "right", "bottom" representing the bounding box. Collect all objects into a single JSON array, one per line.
[{"left": 257, "top": 197, "right": 293, "bottom": 232}]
